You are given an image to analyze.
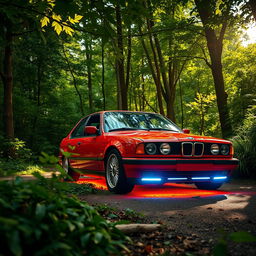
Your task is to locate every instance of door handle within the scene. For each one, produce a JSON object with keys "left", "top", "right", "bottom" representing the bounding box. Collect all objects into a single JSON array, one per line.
[{"left": 77, "top": 142, "right": 82, "bottom": 145}]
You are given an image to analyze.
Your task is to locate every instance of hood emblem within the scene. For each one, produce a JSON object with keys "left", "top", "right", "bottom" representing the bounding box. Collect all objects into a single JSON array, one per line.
[{"left": 185, "top": 137, "right": 194, "bottom": 140}]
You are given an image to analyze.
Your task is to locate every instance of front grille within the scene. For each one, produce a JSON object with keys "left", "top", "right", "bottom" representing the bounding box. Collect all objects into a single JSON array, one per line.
[
  {"left": 182, "top": 142, "right": 193, "bottom": 156},
  {"left": 194, "top": 142, "right": 204, "bottom": 156},
  {"left": 182, "top": 142, "right": 204, "bottom": 157}
]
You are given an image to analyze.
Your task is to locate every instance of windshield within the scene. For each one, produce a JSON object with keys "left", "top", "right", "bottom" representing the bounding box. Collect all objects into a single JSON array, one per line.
[{"left": 104, "top": 112, "right": 181, "bottom": 133}]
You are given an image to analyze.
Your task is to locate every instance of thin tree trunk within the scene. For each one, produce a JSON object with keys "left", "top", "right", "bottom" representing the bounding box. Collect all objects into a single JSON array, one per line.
[
  {"left": 139, "top": 26, "right": 165, "bottom": 115},
  {"left": 249, "top": 0, "right": 256, "bottom": 21},
  {"left": 1, "top": 18, "right": 14, "bottom": 139},
  {"left": 85, "top": 39, "right": 93, "bottom": 112},
  {"left": 101, "top": 39, "right": 106, "bottom": 110},
  {"left": 62, "top": 43, "right": 84, "bottom": 115},
  {"left": 125, "top": 26, "right": 132, "bottom": 91},
  {"left": 115, "top": 3, "right": 127, "bottom": 110},
  {"left": 31, "top": 61, "right": 42, "bottom": 148}
]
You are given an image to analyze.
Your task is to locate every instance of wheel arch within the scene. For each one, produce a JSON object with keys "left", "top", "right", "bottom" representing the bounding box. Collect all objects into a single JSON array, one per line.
[{"left": 104, "top": 146, "right": 122, "bottom": 164}]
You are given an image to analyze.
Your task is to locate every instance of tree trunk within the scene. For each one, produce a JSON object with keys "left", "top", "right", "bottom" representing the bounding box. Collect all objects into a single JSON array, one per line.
[
  {"left": 1, "top": 18, "right": 14, "bottom": 139},
  {"left": 195, "top": 0, "right": 233, "bottom": 138},
  {"left": 101, "top": 39, "right": 106, "bottom": 110},
  {"left": 125, "top": 26, "right": 132, "bottom": 92},
  {"left": 62, "top": 43, "right": 84, "bottom": 115},
  {"left": 140, "top": 29, "right": 164, "bottom": 115},
  {"left": 249, "top": 0, "right": 256, "bottom": 21},
  {"left": 85, "top": 39, "right": 93, "bottom": 112},
  {"left": 115, "top": 3, "right": 127, "bottom": 110},
  {"left": 31, "top": 60, "right": 42, "bottom": 148},
  {"left": 178, "top": 79, "right": 184, "bottom": 128}
]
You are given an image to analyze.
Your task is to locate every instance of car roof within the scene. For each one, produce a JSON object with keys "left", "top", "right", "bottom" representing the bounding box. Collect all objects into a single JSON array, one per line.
[{"left": 90, "top": 110, "right": 158, "bottom": 115}]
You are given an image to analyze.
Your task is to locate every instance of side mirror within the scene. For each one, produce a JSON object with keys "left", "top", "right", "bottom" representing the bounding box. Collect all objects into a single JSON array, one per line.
[
  {"left": 84, "top": 126, "right": 98, "bottom": 135},
  {"left": 183, "top": 128, "right": 190, "bottom": 134}
]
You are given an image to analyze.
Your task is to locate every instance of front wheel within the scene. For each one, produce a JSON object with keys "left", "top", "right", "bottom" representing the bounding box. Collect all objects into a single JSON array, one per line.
[
  {"left": 62, "top": 157, "right": 80, "bottom": 181},
  {"left": 195, "top": 182, "right": 223, "bottom": 190},
  {"left": 105, "top": 149, "right": 134, "bottom": 194}
]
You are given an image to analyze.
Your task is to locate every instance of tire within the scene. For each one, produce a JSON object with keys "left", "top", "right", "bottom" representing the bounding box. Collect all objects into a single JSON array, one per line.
[
  {"left": 195, "top": 182, "right": 223, "bottom": 190},
  {"left": 62, "top": 157, "right": 80, "bottom": 181},
  {"left": 105, "top": 149, "right": 134, "bottom": 194}
]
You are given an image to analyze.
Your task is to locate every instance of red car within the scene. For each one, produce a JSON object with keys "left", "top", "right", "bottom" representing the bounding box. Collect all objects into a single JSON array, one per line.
[{"left": 59, "top": 111, "right": 239, "bottom": 194}]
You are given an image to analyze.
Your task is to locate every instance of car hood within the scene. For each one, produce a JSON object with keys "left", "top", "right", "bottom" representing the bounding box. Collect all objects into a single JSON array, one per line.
[{"left": 106, "top": 130, "right": 229, "bottom": 143}]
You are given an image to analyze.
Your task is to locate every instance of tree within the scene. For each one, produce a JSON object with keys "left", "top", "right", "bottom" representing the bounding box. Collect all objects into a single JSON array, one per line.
[
  {"left": 194, "top": 0, "right": 233, "bottom": 138},
  {"left": 0, "top": 0, "right": 82, "bottom": 145}
]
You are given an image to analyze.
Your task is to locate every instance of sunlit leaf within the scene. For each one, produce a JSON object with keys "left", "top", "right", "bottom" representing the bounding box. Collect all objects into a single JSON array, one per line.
[
  {"left": 52, "top": 21, "right": 62, "bottom": 35},
  {"left": 73, "top": 14, "right": 83, "bottom": 23},
  {"left": 40, "top": 16, "right": 50, "bottom": 27},
  {"left": 52, "top": 13, "right": 62, "bottom": 22}
]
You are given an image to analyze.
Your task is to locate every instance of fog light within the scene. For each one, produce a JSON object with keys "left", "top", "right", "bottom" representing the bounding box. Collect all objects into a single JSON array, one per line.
[
  {"left": 160, "top": 143, "right": 171, "bottom": 155},
  {"left": 211, "top": 144, "right": 219, "bottom": 155}
]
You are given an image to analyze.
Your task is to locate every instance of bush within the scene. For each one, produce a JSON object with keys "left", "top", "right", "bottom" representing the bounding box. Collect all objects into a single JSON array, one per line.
[
  {"left": 0, "top": 137, "right": 32, "bottom": 160},
  {"left": 0, "top": 177, "right": 128, "bottom": 256},
  {"left": 232, "top": 106, "right": 256, "bottom": 177}
]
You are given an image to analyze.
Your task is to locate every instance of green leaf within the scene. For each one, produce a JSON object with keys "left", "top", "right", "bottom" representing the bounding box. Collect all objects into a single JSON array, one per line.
[
  {"left": 94, "top": 232, "right": 103, "bottom": 244},
  {"left": 81, "top": 233, "right": 90, "bottom": 247},
  {"left": 0, "top": 216, "right": 18, "bottom": 225},
  {"left": 213, "top": 242, "right": 227, "bottom": 256},
  {"left": 8, "top": 231, "right": 22, "bottom": 256},
  {"left": 36, "top": 203, "right": 46, "bottom": 219},
  {"left": 230, "top": 231, "right": 256, "bottom": 242},
  {"left": 108, "top": 213, "right": 118, "bottom": 219}
]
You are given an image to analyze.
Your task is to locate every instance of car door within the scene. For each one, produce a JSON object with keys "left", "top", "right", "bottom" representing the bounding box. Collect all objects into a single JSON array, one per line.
[{"left": 69, "top": 114, "right": 102, "bottom": 171}]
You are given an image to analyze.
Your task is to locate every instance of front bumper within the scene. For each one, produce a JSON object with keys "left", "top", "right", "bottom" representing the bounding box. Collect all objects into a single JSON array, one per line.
[{"left": 123, "top": 157, "right": 239, "bottom": 183}]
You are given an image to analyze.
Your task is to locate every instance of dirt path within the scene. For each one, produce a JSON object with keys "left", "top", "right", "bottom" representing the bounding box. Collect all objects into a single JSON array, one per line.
[{"left": 78, "top": 177, "right": 256, "bottom": 255}]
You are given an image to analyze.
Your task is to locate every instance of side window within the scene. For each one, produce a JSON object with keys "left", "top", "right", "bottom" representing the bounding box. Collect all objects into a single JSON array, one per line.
[
  {"left": 71, "top": 117, "right": 89, "bottom": 138},
  {"left": 85, "top": 114, "right": 100, "bottom": 136}
]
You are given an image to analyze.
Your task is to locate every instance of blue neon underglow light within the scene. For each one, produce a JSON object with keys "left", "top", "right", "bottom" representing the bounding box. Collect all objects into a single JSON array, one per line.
[
  {"left": 192, "top": 177, "right": 210, "bottom": 180},
  {"left": 168, "top": 177, "right": 188, "bottom": 180},
  {"left": 141, "top": 178, "right": 162, "bottom": 181},
  {"left": 213, "top": 176, "right": 227, "bottom": 180}
]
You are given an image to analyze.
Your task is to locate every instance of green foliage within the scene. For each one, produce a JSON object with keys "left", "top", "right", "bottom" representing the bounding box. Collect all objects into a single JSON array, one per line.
[
  {"left": 0, "top": 176, "right": 128, "bottom": 256},
  {"left": 214, "top": 231, "right": 256, "bottom": 256},
  {"left": 0, "top": 137, "right": 32, "bottom": 160},
  {"left": 232, "top": 106, "right": 256, "bottom": 177},
  {"left": 0, "top": 159, "right": 46, "bottom": 177}
]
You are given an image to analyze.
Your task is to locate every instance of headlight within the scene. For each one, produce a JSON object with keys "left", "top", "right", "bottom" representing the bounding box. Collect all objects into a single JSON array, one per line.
[
  {"left": 160, "top": 143, "right": 171, "bottom": 155},
  {"left": 145, "top": 143, "right": 157, "bottom": 155},
  {"left": 211, "top": 144, "right": 219, "bottom": 155},
  {"left": 220, "top": 144, "right": 229, "bottom": 155}
]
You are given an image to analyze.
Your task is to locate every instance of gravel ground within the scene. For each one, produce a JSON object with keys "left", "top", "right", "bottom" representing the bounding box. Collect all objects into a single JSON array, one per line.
[{"left": 79, "top": 178, "right": 256, "bottom": 255}]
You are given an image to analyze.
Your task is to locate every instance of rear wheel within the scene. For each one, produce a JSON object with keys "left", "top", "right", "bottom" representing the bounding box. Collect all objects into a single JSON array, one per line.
[
  {"left": 105, "top": 149, "right": 134, "bottom": 194},
  {"left": 62, "top": 157, "right": 80, "bottom": 181},
  {"left": 195, "top": 182, "right": 223, "bottom": 190}
]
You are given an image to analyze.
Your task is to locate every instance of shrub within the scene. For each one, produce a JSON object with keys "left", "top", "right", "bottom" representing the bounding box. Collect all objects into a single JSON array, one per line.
[
  {"left": 232, "top": 106, "right": 256, "bottom": 177},
  {"left": 0, "top": 137, "right": 32, "bottom": 160},
  {"left": 0, "top": 177, "right": 128, "bottom": 256}
]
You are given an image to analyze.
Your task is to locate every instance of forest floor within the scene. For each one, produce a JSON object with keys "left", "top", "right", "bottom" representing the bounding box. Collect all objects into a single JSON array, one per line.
[
  {"left": 2, "top": 173, "right": 256, "bottom": 255},
  {"left": 78, "top": 177, "right": 256, "bottom": 256}
]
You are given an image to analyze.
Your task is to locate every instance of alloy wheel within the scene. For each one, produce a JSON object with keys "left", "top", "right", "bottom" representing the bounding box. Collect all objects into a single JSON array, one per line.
[{"left": 106, "top": 153, "right": 119, "bottom": 188}]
